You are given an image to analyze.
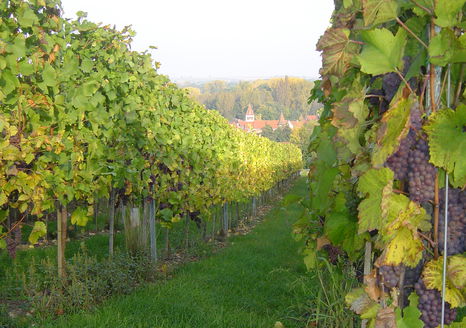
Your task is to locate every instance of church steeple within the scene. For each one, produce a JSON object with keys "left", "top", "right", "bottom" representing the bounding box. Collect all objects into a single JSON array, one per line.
[
  {"left": 278, "top": 112, "right": 286, "bottom": 126},
  {"left": 245, "top": 104, "right": 255, "bottom": 122}
]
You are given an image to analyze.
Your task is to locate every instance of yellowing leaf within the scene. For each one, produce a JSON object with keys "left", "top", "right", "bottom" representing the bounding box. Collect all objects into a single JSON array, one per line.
[
  {"left": 28, "top": 221, "right": 46, "bottom": 244},
  {"left": 448, "top": 255, "right": 466, "bottom": 290},
  {"left": 423, "top": 257, "right": 466, "bottom": 308},
  {"left": 357, "top": 168, "right": 393, "bottom": 233},
  {"left": 71, "top": 207, "right": 90, "bottom": 227},
  {"left": 372, "top": 97, "right": 414, "bottom": 166},
  {"left": 384, "top": 228, "right": 423, "bottom": 267}
]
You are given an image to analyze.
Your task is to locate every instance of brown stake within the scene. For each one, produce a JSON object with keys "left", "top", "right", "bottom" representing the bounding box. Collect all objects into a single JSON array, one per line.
[
  {"left": 429, "top": 21, "right": 437, "bottom": 113},
  {"left": 57, "top": 205, "right": 67, "bottom": 279}
]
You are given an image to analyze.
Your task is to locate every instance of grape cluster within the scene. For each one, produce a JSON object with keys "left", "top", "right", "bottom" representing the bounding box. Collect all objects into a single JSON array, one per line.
[
  {"left": 382, "top": 72, "right": 402, "bottom": 104},
  {"left": 438, "top": 188, "right": 466, "bottom": 255},
  {"left": 415, "top": 279, "right": 456, "bottom": 327},
  {"left": 379, "top": 263, "right": 423, "bottom": 289},
  {"left": 386, "top": 135, "right": 414, "bottom": 180},
  {"left": 385, "top": 106, "right": 422, "bottom": 180},
  {"left": 408, "top": 138, "right": 436, "bottom": 203}
]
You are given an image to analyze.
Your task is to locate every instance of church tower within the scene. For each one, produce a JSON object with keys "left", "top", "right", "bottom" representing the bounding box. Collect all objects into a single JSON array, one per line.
[
  {"left": 278, "top": 112, "right": 287, "bottom": 127},
  {"left": 245, "top": 104, "right": 255, "bottom": 122}
]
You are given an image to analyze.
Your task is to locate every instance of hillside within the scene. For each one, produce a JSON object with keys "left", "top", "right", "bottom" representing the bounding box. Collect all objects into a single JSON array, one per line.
[{"left": 183, "top": 77, "right": 321, "bottom": 121}]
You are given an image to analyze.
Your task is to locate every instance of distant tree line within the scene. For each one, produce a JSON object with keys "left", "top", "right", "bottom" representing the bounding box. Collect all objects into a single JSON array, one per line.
[{"left": 184, "top": 77, "right": 321, "bottom": 121}]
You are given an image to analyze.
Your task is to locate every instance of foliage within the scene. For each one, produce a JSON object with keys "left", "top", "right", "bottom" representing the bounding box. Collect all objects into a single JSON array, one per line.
[
  {"left": 0, "top": 0, "right": 303, "bottom": 250},
  {"left": 300, "top": 0, "right": 466, "bottom": 325},
  {"left": 184, "top": 77, "right": 320, "bottom": 121},
  {"left": 261, "top": 125, "right": 293, "bottom": 142}
]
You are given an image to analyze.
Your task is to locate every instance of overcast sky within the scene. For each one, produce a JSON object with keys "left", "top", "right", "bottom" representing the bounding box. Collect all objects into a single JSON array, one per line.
[{"left": 60, "top": 0, "right": 334, "bottom": 82}]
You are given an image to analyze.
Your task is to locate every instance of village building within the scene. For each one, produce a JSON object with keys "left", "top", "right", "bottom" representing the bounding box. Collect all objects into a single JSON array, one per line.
[{"left": 231, "top": 104, "right": 317, "bottom": 134}]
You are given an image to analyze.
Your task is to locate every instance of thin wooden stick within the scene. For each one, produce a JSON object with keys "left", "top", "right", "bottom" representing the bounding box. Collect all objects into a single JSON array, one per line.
[
  {"left": 410, "top": 0, "right": 433, "bottom": 15},
  {"left": 396, "top": 17, "right": 428, "bottom": 49}
]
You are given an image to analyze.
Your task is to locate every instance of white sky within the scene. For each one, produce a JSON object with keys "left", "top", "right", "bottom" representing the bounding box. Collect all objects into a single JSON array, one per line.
[{"left": 60, "top": 0, "right": 334, "bottom": 82}]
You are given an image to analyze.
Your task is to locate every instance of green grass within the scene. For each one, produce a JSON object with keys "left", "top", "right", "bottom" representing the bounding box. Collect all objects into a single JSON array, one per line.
[{"left": 41, "top": 178, "right": 313, "bottom": 328}]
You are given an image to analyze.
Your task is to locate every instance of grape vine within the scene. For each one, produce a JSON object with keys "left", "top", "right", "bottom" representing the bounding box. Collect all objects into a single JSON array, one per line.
[
  {"left": 298, "top": 0, "right": 466, "bottom": 326},
  {"left": 0, "top": 1, "right": 302, "bottom": 257}
]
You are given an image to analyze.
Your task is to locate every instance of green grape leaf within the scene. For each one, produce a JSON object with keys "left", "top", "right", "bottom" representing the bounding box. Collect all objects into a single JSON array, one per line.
[
  {"left": 281, "top": 194, "right": 302, "bottom": 207},
  {"left": 42, "top": 63, "right": 57, "bottom": 87},
  {"left": 302, "top": 245, "right": 317, "bottom": 270},
  {"left": 423, "top": 257, "right": 466, "bottom": 308},
  {"left": 325, "top": 194, "right": 366, "bottom": 259},
  {"left": 362, "top": 0, "right": 399, "bottom": 26},
  {"left": 332, "top": 95, "right": 369, "bottom": 154},
  {"left": 159, "top": 208, "right": 174, "bottom": 222},
  {"left": 325, "top": 212, "right": 351, "bottom": 245},
  {"left": 0, "top": 238, "right": 5, "bottom": 249},
  {"left": 316, "top": 28, "right": 360, "bottom": 77},
  {"left": 316, "top": 130, "right": 337, "bottom": 166},
  {"left": 28, "top": 221, "right": 46, "bottom": 244},
  {"left": 425, "top": 105, "right": 466, "bottom": 187},
  {"left": 357, "top": 168, "right": 393, "bottom": 233},
  {"left": 343, "top": 0, "right": 353, "bottom": 8},
  {"left": 71, "top": 207, "right": 90, "bottom": 227},
  {"left": 409, "top": 0, "right": 433, "bottom": 17},
  {"left": 434, "top": 0, "right": 466, "bottom": 28},
  {"left": 18, "top": 6, "right": 39, "bottom": 27},
  {"left": 358, "top": 28, "right": 407, "bottom": 75},
  {"left": 1, "top": 69, "right": 20, "bottom": 96},
  {"left": 311, "top": 165, "right": 339, "bottom": 212},
  {"left": 429, "top": 28, "right": 466, "bottom": 66},
  {"left": 395, "top": 292, "right": 423, "bottom": 328},
  {"left": 372, "top": 96, "right": 413, "bottom": 166}
]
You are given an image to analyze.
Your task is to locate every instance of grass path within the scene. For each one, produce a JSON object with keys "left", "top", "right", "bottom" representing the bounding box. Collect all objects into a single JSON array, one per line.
[{"left": 45, "top": 178, "right": 311, "bottom": 328}]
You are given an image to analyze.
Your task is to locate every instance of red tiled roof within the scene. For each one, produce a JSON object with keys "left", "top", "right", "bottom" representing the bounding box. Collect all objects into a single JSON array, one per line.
[
  {"left": 306, "top": 115, "right": 318, "bottom": 121},
  {"left": 236, "top": 119, "right": 280, "bottom": 130}
]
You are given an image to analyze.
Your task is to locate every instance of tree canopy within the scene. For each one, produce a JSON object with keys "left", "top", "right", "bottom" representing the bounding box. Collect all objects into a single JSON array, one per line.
[{"left": 184, "top": 77, "right": 321, "bottom": 121}]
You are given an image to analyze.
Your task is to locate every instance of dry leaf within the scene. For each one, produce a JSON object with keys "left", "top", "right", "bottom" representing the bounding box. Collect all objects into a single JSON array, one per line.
[{"left": 364, "top": 269, "right": 381, "bottom": 301}]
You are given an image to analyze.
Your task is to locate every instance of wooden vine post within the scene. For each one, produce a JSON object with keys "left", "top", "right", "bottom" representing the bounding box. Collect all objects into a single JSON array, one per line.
[
  {"left": 57, "top": 205, "right": 67, "bottom": 279},
  {"left": 149, "top": 199, "right": 157, "bottom": 262},
  {"left": 108, "top": 189, "right": 116, "bottom": 257}
]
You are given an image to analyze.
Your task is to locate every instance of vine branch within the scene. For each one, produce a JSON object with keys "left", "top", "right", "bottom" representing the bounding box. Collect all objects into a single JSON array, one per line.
[
  {"left": 395, "top": 69, "right": 414, "bottom": 95},
  {"left": 410, "top": 0, "right": 433, "bottom": 15},
  {"left": 396, "top": 17, "right": 428, "bottom": 49}
]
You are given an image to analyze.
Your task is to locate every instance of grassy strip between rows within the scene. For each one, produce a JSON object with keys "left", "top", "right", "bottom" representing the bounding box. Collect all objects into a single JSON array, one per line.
[{"left": 41, "top": 178, "right": 314, "bottom": 328}]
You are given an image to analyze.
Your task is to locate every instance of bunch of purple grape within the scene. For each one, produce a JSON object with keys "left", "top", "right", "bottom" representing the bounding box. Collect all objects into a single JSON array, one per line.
[
  {"left": 415, "top": 279, "right": 456, "bottom": 328},
  {"left": 386, "top": 105, "right": 422, "bottom": 180},
  {"left": 407, "top": 138, "right": 436, "bottom": 203},
  {"left": 379, "top": 263, "right": 423, "bottom": 289},
  {"left": 438, "top": 188, "right": 466, "bottom": 255}
]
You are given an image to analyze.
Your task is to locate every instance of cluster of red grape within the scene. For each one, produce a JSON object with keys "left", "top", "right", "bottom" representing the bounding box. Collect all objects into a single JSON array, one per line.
[
  {"left": 407, "top": 138, "right": 437, "bottom": 203},
  {"left": 415, "top": 279, "right": 457, "bottom": 328},
  {"left": 379, "top": 263, "right": 423, "bottom": 289},
  {"left": 386, "top": 106, "right": 422, "bottom": 181},
  {"left": 438, "top": 188, "right": 466, "bottom": 255}
]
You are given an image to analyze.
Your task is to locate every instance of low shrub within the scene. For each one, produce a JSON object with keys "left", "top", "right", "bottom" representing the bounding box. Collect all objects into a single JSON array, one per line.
[{"left": 22, "top": 246, "right": 156, "bottom": 320}]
